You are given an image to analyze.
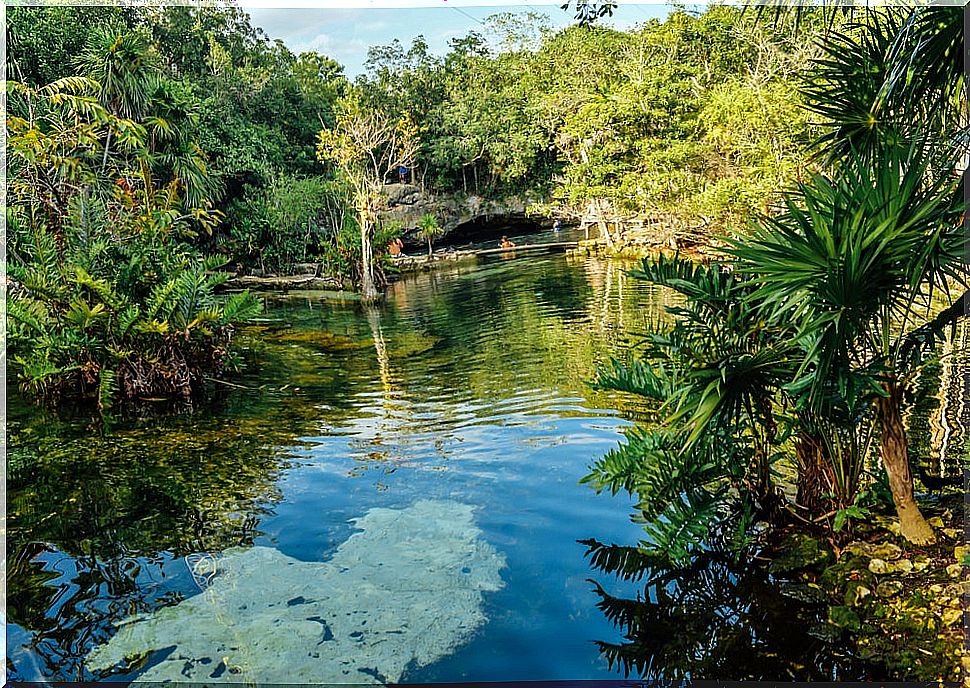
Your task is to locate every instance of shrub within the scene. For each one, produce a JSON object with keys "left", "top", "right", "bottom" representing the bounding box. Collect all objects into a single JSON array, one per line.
[{"left": 7, "top": 210, "right": 262, "bottom": 411}]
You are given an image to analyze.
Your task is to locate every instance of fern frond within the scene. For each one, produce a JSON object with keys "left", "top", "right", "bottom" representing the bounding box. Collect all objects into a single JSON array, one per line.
[
  {"left": 117, "top": 305, "right": 141, "bottom": 337},
  {"left": 98, "top": 367, "right": 116, "bottom": 413},
  {"left": 582, "top": 426, "right": 672, "bottom": 496},
  {"left": 592, "top": 358, "right": 673, "bottom": 400},
  {"left": 218, "top": 291, "right": 262, "bottom": 325},
  {"left": 7, "top": 299, "right": 50, "bottom": 336},
  {"left": 638, "top": 489, "right": 727, "bottom": 563},
  {"left": 74, "top": 266, "right": 123, "bottom": 310},
  {"left": 579, "top": 539, "right": 665, "bottom": 582}
]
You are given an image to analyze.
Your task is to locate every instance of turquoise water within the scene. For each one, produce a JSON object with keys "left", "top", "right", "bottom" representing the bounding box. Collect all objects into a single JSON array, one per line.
[{"left": 6, "top": 249, "right": 965, "bottom": 682}]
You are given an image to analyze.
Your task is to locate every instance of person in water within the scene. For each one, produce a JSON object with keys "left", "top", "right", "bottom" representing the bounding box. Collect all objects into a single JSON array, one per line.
[
  {"left": 552, "top": 219, "right": 561, "bottom": 233},
  {"left": 500, "top": 235, "right": 515, "bottom": 249}
]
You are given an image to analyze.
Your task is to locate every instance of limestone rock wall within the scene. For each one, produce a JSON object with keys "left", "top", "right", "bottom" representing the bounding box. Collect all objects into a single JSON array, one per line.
[{"left": 378, "top": 184, "right": 541, "bottom": 246}]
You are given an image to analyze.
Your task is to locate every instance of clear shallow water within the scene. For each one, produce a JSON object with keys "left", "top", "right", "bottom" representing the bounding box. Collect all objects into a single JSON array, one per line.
[
  {"left": 6, "top": 249, "right": 966, "bottom": 682},
  {"left": 6, "top": 251, "right": 670, "bottom": 681}
]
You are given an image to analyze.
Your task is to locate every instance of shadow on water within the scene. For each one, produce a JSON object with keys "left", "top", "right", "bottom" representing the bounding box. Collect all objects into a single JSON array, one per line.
[{"left": 582, "top": 541, "right": 881, "bottom": 683}]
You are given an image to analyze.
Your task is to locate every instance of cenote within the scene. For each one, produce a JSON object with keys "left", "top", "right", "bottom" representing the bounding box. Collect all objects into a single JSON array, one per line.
[{"left": 6, "top": 248, "right": 965, "bottom": 683}]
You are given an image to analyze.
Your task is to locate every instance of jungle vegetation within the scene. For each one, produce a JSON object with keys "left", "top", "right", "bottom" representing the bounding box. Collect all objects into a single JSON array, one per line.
[
  {"left": 9, "top": 4, "right": 819, "bottom": 271},
  {"left": 579, "top": 0, "right": 966, "bottom": 639},
  {"left": 570, "top": 6, "right": 966, "bottom": 681},
  {"left": 5, "top": 3, "right": 825, "bottom": 404},
  {"left": 6, "top": 4, "right": 964, "bottom": 547},
  {"left": 4, "top": 2, "right": 966, "bottom": 681}
]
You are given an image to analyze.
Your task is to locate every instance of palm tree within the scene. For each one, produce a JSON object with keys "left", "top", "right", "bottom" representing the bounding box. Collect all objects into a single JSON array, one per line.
[
  {"left": 417, "top": 213, "right": 444, "bottom": 257},
  {"left": 732, "top": 147, "right": 965, "bottom": 545},
  {"left": 803, "top": 6, "right": 965, "bottom": 167},
  {"left": 75, "top": 25, "right": 161, "bottom": 172},
  {"left": 143, "top": 78, "right": 220, "bottom": 209},
  {"left": 75, "top": 25, "right": 160, "bottom": 119}
]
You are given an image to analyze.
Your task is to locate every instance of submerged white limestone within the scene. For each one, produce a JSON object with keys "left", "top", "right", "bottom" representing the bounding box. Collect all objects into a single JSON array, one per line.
[{"left": 86, "top": 500, "right": 506, "bottom": 683}]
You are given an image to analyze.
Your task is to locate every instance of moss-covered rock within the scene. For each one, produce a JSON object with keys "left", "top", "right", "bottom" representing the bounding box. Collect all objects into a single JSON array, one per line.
[
  {"left": 809, "top": 497, "right": 965, "bottom": 683},
  {"left": 845, "top": 541, "right": 903, "bottom": 561},
  {"left": 770, "top": 533, "right": 834, "bottom": 574},
  {"left": 875, "top": 580, "right": 903, "bottom": 597},
  {"left": 828, "top": 605, "right": 862, "bottom": 631}
]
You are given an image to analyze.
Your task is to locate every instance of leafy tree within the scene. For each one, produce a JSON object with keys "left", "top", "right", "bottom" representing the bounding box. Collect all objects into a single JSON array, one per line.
[
  {"left": 316, "top": 95, "right": 418, "bottom": 301},
  {"left": 6, "top": 5, "right": 137, "bottom": 85},
  {"left": 230, "top": 175, "right": 348, "bottom": 273}
]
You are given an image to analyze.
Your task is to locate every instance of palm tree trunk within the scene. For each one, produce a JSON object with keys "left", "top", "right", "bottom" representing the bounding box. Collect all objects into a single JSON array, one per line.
[
  {"left": 795, "top": 431, "right": 835, "bottom": 518},
  {"left": 101, "top": 128, "right": 113, "bottom": 173},
  {"left": 427, "top": 238, "right": 432, "bottom": 257},
  {"left": 877, "top": 380, "right": 935, "bottom": 545}
]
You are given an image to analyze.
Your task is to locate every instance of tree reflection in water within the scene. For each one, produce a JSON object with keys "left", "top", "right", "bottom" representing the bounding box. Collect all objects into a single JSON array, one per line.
[{"left": 582, "top": 538, "right": 876, "bottom": 683}]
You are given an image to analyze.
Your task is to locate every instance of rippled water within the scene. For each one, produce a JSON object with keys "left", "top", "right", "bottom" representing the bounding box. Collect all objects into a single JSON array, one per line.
[{"left": 6, "top": 248, "right": 966, "bottom": 682}]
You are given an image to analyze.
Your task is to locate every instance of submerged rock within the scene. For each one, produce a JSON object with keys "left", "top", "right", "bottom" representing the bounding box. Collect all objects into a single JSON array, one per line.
[
  {"left": 770, "top": 533, "right": 833, "bottom": 573},
  {"left": 875, "top": 580, "right": 903, "bottom": 597},
  {"left": 86, "top": 500, "right": 506, "bottom": 683}
]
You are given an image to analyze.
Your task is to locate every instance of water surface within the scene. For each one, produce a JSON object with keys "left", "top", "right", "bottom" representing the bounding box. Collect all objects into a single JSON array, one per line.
[{"left": 6, "top": 249, "right": 965, "bottom": 682}]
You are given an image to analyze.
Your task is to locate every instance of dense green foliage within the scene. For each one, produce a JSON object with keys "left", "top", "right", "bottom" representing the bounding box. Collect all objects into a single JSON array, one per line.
[
  {"left": 8, "top": 4, "right": 823, "bottom": 286},
  {"left": 358, "top": 7, "right": 818, "bottom": 232},
  {"left": 7, "top": 5, "right": 349, "bottom": 276},
  {"left": 584, "top": 3, "right": 966, "bottom": 578},
  {"left": 5, "top": 26, "right": 262, "bottom": 410}
]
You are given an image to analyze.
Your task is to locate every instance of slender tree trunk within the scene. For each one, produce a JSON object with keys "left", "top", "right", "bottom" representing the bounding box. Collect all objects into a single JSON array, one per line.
[
  {"left": 427, "top": 238, "right": 432, "bottom": 257},
  {"left": 599, "top": 219, "right": 614, "bottom": 248},
  {"left": 359, "top": 207, "right": 379, "bottom": 303},
  {"left": 877, "top": 381, "right": 935, "bottom": 544},
  {"left": 101, "top": 128, "right": 113, "bottom": 173}
]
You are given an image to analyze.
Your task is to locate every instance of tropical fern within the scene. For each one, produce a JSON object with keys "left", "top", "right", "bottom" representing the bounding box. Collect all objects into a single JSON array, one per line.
[{"left": 579, "top": 539, "right": 667, "bottom": 582}]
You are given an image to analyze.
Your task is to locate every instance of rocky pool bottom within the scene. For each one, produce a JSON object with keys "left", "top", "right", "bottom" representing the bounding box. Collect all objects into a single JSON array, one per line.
[{"left": 85, "top": 500, "right": 505, "bottom": 683}]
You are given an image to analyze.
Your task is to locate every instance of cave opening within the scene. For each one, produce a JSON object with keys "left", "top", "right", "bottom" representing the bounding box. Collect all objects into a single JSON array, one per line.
[{"left": 433, "top": 215, "right": 548, "bottom": 249}]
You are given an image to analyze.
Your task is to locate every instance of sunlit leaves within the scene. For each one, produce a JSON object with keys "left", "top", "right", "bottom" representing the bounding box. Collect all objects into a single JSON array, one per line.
[{"left": 732, "top": 146, "right": 965, "bottom": 411}]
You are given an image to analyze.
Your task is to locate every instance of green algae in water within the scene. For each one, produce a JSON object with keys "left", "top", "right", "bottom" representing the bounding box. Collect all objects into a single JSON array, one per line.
[{"left": 86, "top": 500, "right": 506, "bottom": 683}]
